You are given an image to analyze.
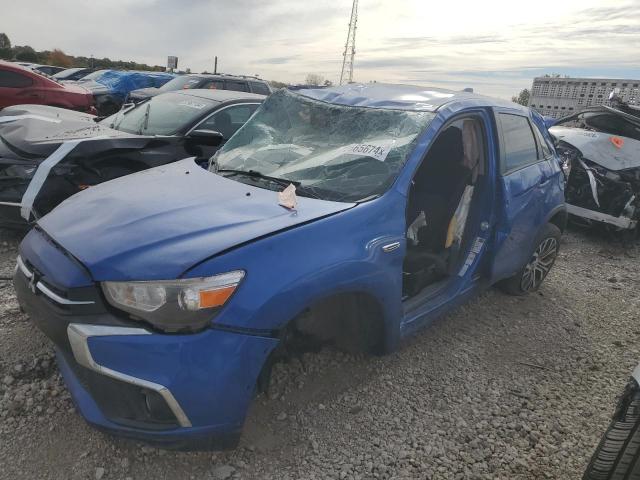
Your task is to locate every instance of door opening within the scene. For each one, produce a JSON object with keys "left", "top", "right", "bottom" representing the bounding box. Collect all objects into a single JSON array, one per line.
[{"left": 402, "top": 116, "right": 486, "bottom": 298}]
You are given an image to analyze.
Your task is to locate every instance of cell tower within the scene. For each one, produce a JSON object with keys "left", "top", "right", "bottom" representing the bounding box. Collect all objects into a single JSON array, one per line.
[{"left": 339, "top": 0, "right": 358, "bottom": 85}]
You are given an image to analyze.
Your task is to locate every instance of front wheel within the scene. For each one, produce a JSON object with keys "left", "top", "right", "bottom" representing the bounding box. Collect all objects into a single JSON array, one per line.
[{"left": 499, "top": 222, "right": 561, "bottom": 296}]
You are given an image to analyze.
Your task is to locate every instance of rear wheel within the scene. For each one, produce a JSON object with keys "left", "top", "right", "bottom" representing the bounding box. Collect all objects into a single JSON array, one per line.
[
  {"left": 499, "top": 222, "right": 561, "bottom": 295},
  {"left": 583, "top": 379, "right": 640, "bottom": 479}
]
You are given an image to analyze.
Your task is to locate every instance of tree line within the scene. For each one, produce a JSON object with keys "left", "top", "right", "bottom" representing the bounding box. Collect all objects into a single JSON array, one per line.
[{"left": 0, "top": 33, "right": 165, "bottom": 71}]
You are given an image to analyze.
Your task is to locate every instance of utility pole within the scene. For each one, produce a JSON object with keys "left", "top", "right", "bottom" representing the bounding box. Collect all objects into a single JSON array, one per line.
[
  {"left": 214, "top": 56, "right": 218, "bottom": 75},
  {"left": 339, "top": 0, "right": 358, "bottom": 85}
]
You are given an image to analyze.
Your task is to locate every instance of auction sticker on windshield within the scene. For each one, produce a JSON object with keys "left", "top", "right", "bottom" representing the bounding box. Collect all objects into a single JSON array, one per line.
[{"left": 343, "top": 141, "right": 395, "bottom": 162}]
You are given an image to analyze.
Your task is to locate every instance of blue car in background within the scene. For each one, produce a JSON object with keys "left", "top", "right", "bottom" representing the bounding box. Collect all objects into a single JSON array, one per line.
[
  {"left": 67, "top": 69, "right": 175, "bottom": 116},
  {"left": 14, "top": 84, "right": 566, "bottom": 449}
]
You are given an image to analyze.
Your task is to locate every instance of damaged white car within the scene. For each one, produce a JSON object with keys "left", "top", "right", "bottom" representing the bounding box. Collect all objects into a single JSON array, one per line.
[{"left": 550, "top": 93, "right": 640, "bottom": 235}]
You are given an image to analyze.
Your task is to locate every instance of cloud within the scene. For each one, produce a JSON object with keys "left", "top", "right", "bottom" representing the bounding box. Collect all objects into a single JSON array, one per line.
[
  {"left": 2, "top": 0, "right": 640, "bottom": 98},
  {"left": 255, "top": 56, "right": 300, "bottom": 65}
]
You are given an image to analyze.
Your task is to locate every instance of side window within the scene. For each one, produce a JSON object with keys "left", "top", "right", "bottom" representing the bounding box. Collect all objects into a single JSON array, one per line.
[
  {"left": 202, "top": 80, "right": 223, "bottom": 90},
  {"left": 532, "top": 123, "right": 552, "bottom": 158},
  {"left": 249, "top": 81, "right": 270, "bottom": 95},
  {"left": 224, "top": 81, "right": 249, "bottom": 92},
  {"left": 197, "top": 104, "right": 259, "bottom": 139},
  {"left": 498, "top": 113, "right": 539, "bottom": 173},
  {"left": 0, "top": 70, "right": 33, "bottom": 88},
  {"left": 181, "top": 78, "right": 204, "bottom": 89}
]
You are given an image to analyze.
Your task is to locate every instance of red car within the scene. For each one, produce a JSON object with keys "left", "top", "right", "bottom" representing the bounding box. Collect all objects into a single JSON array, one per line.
[{"left": 0, "top": 61, "right": 95, "bottom": 113}]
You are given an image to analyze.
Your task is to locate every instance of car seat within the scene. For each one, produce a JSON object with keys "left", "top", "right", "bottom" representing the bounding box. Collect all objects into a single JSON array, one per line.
[{"left": 403, "top": 126, "right": 473, "bottom": 295}]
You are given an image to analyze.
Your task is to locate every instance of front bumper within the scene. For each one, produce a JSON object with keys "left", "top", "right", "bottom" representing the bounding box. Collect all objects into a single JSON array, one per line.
[
  {"left": 567, "top": 203, "right": 638, "bottom": 230},
  {"left": 14, "top": 256, "right": 278, "bottom": 449}
]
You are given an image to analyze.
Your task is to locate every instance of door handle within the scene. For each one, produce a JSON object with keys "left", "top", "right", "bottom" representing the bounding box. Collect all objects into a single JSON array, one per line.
[
  {"left": 538, "top": 176, "right": 551, "bottom": 187},
  {"left": 382, "top": 241, "right": 400, "bottom": 253}
]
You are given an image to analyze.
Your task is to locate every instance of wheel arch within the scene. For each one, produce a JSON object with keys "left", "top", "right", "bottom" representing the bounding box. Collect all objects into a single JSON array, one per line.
[
  {"left": 546, "top": 204, "right": 568, "bottom": 233},
  {"left": 282, "top": 289, "right": 390, "bottom": 355}
]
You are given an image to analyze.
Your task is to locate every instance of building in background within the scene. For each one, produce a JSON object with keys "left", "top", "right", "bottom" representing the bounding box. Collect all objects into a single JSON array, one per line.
[{"left": 528, "top": 76, "right": 640, "bottom": 118}]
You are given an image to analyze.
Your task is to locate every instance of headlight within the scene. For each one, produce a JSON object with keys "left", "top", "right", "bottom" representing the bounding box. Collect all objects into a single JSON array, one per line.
[{"left": 102, "top": 271, "right": 244, "bottom": 332}]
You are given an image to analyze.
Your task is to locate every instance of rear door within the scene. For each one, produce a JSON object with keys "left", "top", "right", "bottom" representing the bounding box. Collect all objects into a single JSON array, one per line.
[
  {"left": 0, "top": 68, "right": 40, "bottom": 108},
  {"left": 489, "top": 108, "right": 550, "bottom": 281}
]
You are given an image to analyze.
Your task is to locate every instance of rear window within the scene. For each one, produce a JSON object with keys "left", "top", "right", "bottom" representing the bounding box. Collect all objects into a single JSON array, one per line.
[
  {"left": 498, "top": 113, "right": 539, "bottom": 173},
  {"left": 249, "top": 81, "right": 270, "bottom": 95},
  {"left": 224, "top": 81, "right": 248, "bottom": 92},
  {"left": 0, "top": 70, "right": 33, "bottom": 88}
]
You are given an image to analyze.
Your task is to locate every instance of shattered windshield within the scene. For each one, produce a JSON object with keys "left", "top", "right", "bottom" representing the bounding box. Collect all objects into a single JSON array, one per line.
[
  {"left": 211, "top": 89, "right": 434, "bottom": 202},
  {"left": 103, "top": 92, "right": 217, "bottom": 135}
]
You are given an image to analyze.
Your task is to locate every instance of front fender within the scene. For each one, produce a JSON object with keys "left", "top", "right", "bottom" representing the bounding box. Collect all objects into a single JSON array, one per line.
[{"left": 187, "top": 192, "right": 408, "bottom": 351}]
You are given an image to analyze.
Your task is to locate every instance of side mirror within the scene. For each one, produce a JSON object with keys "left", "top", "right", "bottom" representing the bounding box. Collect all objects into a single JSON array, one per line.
[{"left": 187, "top": 129, "right": 224, "bottom": 147}]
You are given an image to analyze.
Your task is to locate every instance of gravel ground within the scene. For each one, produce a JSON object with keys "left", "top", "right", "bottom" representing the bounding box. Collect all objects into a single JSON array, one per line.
[{"left": 0, "top": 228, "right": 638, "bottom": 480}]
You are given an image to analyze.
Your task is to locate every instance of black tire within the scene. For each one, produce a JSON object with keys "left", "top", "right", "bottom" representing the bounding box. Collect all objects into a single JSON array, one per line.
[
  {"left": 583, "top": 379, "right": 640, "bottom": 480},
  {"left": 499, "top": 222, "right": 561, "bottom": 296}
]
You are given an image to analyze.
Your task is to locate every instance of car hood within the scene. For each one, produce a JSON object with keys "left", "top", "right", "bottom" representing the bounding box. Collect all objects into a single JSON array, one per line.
[
  {"left": 57, "top": 83, "right": 91, "bottom": 95},
  {"left": 550, "top": 125, "right": 640, "bottom": 171},
  {"left": 0, "top": 105, "right": 129, "bottom": 160},
  {"left": 38, "top": 158, "right": 355, "bottom": 281}
]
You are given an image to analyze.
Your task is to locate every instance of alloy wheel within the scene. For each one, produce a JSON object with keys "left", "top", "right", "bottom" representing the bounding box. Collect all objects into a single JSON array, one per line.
[{"left": 520, "top": 237, "right": 558, "bottom": 292}]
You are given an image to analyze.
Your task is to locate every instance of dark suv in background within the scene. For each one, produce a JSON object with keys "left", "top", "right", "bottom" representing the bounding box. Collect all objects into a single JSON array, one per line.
[{"left": 128, "top": 73, "right": 271, "bottom": 103}]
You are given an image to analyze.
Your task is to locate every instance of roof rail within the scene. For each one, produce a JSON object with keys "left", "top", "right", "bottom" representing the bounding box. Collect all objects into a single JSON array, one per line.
[{"left": 213, "top": 72, "right": 263, "bottom": 81}]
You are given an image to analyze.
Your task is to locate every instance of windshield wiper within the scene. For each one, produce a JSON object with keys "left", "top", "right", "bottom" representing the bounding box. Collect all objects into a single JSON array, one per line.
[
  {"left": 216, "top": 168, "right": 300, "bottom": 189},
  {"left": 216, "top": 168, "right": 324, "bottom": 199}
]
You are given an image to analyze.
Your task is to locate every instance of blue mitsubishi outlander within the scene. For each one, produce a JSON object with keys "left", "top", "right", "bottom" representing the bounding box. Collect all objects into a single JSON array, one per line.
[{"left": 14, "top": 84, "right": 566, "bottom": 449}]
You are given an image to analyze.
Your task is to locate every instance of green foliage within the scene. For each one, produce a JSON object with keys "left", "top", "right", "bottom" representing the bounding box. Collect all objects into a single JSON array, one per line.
[
  {"left": 511, "top": 88, "right": 530, "bottom": 106},
  {"left": 0, "top": 33, "right": 10, "bottom": 49},
  {"left": 0, "top": 33, "right": 164, "bottom": 70},
  {"left": 13, "top": 45, "right": 38, "bottom": 63}
]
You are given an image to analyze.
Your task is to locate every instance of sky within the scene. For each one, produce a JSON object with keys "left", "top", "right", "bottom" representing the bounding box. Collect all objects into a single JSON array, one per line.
[{"left": 3, "top": 0, "right": 640, "bottom": 99}]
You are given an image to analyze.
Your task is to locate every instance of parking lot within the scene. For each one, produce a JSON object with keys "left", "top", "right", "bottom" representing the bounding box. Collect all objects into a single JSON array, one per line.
[{"left": 0, "top": 227, "right": 637, "bottom": 480}]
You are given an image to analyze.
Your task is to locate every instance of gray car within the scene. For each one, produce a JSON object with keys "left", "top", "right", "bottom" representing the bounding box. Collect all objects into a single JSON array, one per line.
[
  {"left": 128, "top": 73, "right": 272, "bottom": 103},
  {"left": 0, "top": 89, "right": 264, "bottom": 227}
]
